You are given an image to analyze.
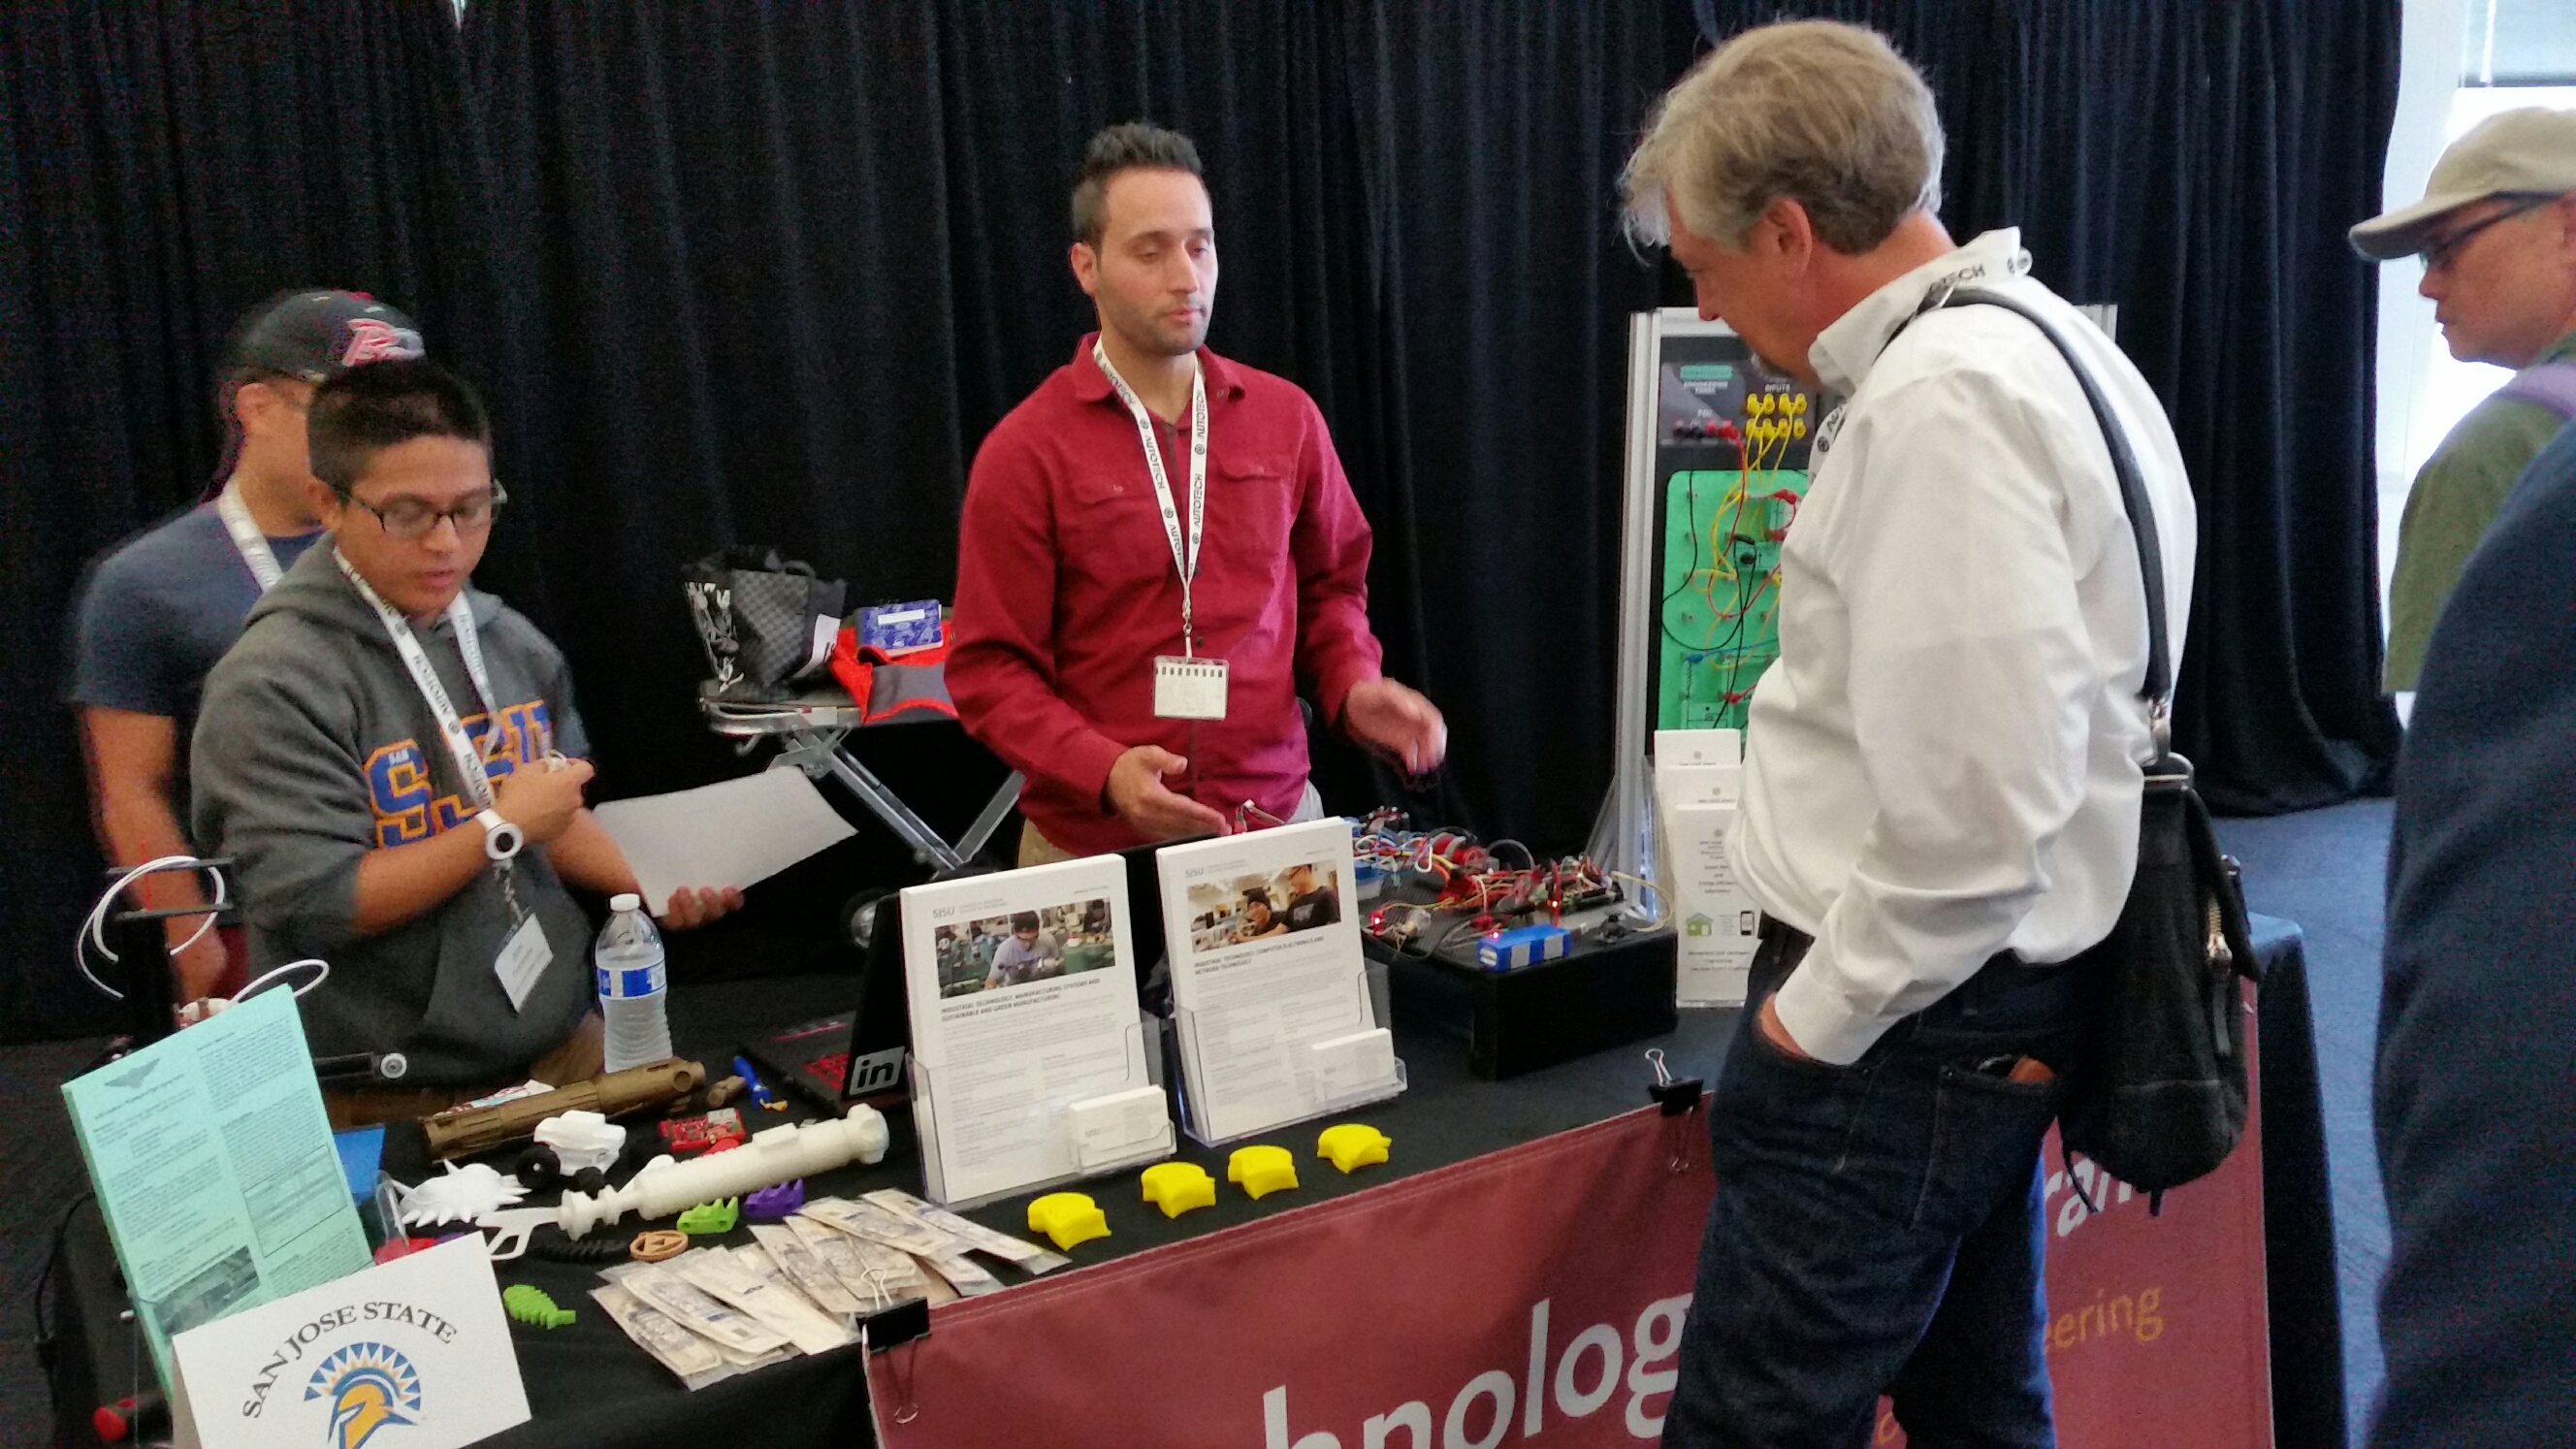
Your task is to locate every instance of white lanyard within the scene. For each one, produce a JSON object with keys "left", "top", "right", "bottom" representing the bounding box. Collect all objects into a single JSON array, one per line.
[
  {"left": 332, "top": 548, "right": 500, "bottom": 811},
  {"left": 1093, "top": 339, "right": 1209, "bottom": 656},
  {"left": 215, "top": 484, "right": 285, "bottom": 592}
]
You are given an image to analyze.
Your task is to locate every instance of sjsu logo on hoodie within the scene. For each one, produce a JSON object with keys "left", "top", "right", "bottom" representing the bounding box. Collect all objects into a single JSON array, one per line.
[{"left": 364, "top": 700, "right": 556, "bottom": 847}]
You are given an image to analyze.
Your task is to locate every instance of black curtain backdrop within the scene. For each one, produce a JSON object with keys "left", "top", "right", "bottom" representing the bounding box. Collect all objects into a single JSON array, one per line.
[
  {"left": 1692, "top": 0, "right": 2405, "bottom": 811},
  {"left": 0, "top": 0, "right": 502, "bottom": 1039},
  {"left": 1, "top": 1, "right": 2399, "bottom": 1039},
  {"left": 461, "top": 0, "right": 1701, "bottom": 857}
]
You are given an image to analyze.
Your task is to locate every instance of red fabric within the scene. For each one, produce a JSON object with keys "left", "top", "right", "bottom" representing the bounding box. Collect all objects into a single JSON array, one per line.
[
  {"left": 948, "top": 336, "right": 1384, "bottom": 856},
  {"left": 827, "top": 628, "right": 958, "bottom": 723},
  {"left": 866, "top": 1080, "right": 2273, "bottom": 1449},
  {"left": 871, "top": 1109, "right": 1712, "bottom": 1449},
  {"left": 827, "top": 626, "right": 875, "bottom": 709}
]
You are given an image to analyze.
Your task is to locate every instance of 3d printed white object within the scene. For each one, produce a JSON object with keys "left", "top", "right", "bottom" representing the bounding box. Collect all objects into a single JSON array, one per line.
[
  {"left": 398, "top": 1162, "right": 528, "bottom": 1227},
  {"left": 533, "top": 1109, "right": 628, "bottom": 1173},
  {"left": 557, "top": 1109, "right": 888, "bottom": 1238}
]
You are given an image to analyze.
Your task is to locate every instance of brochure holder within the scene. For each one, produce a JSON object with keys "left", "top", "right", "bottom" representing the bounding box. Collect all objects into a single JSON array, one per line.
[
  {"left": 1171, "top": 961, "right": 1407, "bottom": 1149},
  {"left": 909, "top": 1016, "right": 1175, "bottom": 1212}
]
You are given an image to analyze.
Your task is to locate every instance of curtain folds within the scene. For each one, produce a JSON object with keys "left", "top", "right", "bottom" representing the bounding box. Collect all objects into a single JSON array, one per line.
[
  {"left": 1693, "top": 0, "right": 2406, "bottom": 812},
  {"left": 0, "top": 0, "right": 490, "bottom": 1038},
  {"left": 0, "top": 1, "right": 2399, "bottom": 1038}
]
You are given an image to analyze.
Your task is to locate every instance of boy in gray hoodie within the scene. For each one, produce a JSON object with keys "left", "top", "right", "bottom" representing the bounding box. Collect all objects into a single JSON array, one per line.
[{"left": 192, "top": 359, "right": 737, "bottom": 1124}]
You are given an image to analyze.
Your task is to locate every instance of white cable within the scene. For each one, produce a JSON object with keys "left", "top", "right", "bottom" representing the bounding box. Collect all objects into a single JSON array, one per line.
[
  {"left": 1610, "top": 871, "right": 1670, "bottom": 929},
  {"left": 78, "top": 855, "right": 229, "bottom": 1001},
  {"left": 233, "top": 957, "right": 331, "bottom": 1002}
]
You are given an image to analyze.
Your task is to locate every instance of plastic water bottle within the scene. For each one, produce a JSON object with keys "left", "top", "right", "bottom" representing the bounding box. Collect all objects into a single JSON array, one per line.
[{"left": 595, "top": 894, "right": 672, "bottom": 1072}]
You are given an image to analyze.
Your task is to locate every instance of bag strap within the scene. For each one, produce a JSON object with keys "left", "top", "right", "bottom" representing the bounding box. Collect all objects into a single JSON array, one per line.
[{"left": 1902, "top": 283, "right": 2172, "bottom": 752}]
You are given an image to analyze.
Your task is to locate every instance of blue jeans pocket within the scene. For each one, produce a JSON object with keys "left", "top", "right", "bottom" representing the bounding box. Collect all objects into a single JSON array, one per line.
[
  {"left": 1713, "top": 999, "right": 1878, "bottom": 1181},
  {"left": 1913, "top": 1064, "right": 2062, "bottom": 1232}
]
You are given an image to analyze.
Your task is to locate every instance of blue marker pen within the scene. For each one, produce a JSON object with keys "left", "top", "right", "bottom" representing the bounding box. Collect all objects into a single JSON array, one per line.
[{"left": 732, "top": 1054, "right": 785, "bottom": 1111}]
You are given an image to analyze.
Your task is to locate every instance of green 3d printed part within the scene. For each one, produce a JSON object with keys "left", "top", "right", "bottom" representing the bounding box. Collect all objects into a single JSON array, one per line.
[
  {"left": 501, "top": 1284, "right": 575, "bottom": 1329},
  {"left": 676, "top": 1197, "right": 740, "bottom": 1235}
]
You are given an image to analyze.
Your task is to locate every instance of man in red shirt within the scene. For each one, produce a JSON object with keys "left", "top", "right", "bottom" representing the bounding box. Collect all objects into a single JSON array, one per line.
[{"left": 951, "top": 123, "right": 1444, "bottom": 862}]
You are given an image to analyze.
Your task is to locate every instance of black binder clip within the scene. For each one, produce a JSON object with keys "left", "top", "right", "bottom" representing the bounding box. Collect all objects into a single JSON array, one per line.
[
  {"left": 860, "top": 1297, "right": 929, "bottom": 1354},
  {"left": 861, "top": 1296, "right": 931, "bottom": 1426},
  {"left": 1646, "top": 1048, "right": 1702, "bottom": 1116}
]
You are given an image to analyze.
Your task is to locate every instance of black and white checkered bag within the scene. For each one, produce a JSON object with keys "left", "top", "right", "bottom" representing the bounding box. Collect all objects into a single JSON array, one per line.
[{"left": 684, "top": 546, "right": 848, "bottom": 701}]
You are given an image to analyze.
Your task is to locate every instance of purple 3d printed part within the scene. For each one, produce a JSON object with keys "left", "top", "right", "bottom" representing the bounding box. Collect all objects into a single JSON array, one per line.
[{"left": 744, "top": 1178, "right": 806, "bottom": 1221}]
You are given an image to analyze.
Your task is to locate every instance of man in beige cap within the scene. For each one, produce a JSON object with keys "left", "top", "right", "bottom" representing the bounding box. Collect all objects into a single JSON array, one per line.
[{"left": 2352, "top": 107, "right": 2576, "bottom": 694}]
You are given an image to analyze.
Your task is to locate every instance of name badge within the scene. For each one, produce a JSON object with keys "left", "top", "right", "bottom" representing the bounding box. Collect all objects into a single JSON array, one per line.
[
  {"left": 1153, "top": 656, "right": 1229, "bottom": 721},
  {"left": 495, "top": 913, "right": 552, "bottom": 1013}
]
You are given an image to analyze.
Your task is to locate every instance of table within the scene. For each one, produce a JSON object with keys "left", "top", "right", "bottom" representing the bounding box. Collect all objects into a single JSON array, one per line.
[{"left": 48, "top": 920, "right": 2337, "bottom": 1449}]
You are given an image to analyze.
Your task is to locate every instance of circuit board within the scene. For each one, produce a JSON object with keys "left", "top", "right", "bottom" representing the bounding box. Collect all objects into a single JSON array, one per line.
[{"left": 1650, "top": 340, "right": 1821, "bottom": 731}]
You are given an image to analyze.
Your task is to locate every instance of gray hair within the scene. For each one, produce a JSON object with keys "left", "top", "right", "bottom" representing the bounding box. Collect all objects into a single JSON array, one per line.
[
  {"left": 1072, "top": 122, "right": 1205, "bottom": 245},
  {"left": 1623, "top": 20, "right": 1944, "bottom": 254}
]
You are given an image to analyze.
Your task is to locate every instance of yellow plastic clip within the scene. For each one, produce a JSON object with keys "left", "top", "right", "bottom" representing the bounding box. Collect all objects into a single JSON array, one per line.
[
  {"left": 1026, "top": 1192, "right": 1111, "bottom": 1251},
  {"left": 1227, "top": 1144, "right": 1300, "bottom": 1200},
  {"left": 1140, "top": 1162, "right": 1217, "bottom": 1219},
  {"left": 1316, "top": 1123, "right": 1392, "bottom": 1174}
]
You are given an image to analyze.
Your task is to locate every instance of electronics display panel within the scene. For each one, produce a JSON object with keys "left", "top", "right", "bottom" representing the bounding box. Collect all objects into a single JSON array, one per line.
[{"left": 1646, "top": 330, "right": 1823, "bottom": 732}]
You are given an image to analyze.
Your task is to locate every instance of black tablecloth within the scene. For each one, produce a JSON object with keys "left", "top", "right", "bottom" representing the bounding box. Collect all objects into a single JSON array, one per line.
[{"left": 50, "top": 921, "right": 2336, "bottom": 1449}]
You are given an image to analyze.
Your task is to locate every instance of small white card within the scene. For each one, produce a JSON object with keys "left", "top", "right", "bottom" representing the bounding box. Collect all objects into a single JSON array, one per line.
[
  {"left": 1066, "top": 1085, "right": 1175, "bottom": 1168},
  {"left": 1309, "top": 1027, "right": 1398, "bottom": 1104},
  {"left": 1153, "top": 656, "right": 1230, "bottom": 720},
  {"left": 494, "top": 912, "right": 551, "bottom": 1013},
  {"left": 171, "top": 1234, "right": 529, "bottom": 1449}
]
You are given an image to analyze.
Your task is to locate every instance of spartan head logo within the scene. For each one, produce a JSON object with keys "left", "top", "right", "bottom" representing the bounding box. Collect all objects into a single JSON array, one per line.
[
  {"left": 338, "top": 316, "right": 425, "bottom": 368},
  {"left": 305, "top": 1341, "right": 422, "bottom": 1449}
]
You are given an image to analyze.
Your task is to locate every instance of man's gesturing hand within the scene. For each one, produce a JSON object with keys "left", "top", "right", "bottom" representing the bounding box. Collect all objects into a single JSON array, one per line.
[
  {"left": 1105, "top": 746, "right": 1233, "bottom": 841},
  {"left": 1340, "top": 678, "right": 1448, "bottom": 777}
]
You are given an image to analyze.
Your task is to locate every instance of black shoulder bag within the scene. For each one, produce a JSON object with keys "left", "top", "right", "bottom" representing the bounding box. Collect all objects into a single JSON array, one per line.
[{"left": 1916, "top": 286, "right": 2261, "bottom": 1210}]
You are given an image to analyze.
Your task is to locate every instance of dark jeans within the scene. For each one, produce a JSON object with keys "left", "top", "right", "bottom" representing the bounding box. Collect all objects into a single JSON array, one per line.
[{"left": 1661, "top": 931, "right": 2099, "bottom": 1449}]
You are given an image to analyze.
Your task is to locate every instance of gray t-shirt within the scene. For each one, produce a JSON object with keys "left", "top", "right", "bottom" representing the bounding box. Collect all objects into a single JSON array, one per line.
[
  {"left": 68, "top": 501, "right": 325, "bottom": 724},
  {"left": 987, "top": 933, "right": 1061, "bottom": 985}
]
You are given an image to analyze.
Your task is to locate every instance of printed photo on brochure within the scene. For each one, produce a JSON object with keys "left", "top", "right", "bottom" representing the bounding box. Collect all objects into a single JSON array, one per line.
[
  {"left": 1183, "top": 857, "right": 1343, "bottom": 953},
  {"left": 934, "top": 896, "right": 1118, "bottom": 999}
]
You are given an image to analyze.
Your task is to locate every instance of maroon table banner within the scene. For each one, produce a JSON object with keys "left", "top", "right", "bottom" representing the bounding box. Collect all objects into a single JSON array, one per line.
[{"left": 871, "top": 1026, "right": 2269, "bottom": 1449}]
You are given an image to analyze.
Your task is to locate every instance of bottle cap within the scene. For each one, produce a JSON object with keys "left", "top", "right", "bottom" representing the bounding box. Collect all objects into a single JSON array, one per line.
[{"left": 610, "top": 893, "right": 642, "bottom": 913}]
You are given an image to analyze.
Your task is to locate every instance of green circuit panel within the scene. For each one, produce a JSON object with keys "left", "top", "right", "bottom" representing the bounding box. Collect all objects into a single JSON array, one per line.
[{"left": 1657, "top": 467, "right": 1808, "bottom": 730}]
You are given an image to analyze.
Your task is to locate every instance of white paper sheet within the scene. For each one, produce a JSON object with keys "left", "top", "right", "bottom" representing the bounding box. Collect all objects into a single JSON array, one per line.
[
  {"left": 592, "top": 767, "right": 855, "bottom": 909},
  {"left": 1158, "top": 818, "right": 1390, "bottom": 1143}
]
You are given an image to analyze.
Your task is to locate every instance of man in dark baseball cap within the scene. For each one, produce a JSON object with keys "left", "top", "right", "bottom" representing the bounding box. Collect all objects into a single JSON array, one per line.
[
  {"left": 65, "top": 288, "right": 424, "bottom": 1002},
  {"left": 2350, "top": 108, "right": 2576, "bottom": 697}
]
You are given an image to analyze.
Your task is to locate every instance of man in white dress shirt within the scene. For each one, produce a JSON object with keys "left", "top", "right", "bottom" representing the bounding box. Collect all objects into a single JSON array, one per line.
[{"left": 1622, "top": 21, "right": 2196, "bottom": 1448}]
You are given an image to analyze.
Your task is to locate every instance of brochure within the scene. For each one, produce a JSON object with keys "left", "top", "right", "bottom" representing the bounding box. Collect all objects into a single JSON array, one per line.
[
  {"left": 900, "top": 855, "right": 1171, "bottom": 1206},
  {"left": 1656, "top": 728, "right": 1759, "bottom": 1007},
  {"left": 1158, "top": 818, "right": 1398, "bottom": 1143},
  {"left": 59, "top": 987, "right": 372, "bottom": 1386}
]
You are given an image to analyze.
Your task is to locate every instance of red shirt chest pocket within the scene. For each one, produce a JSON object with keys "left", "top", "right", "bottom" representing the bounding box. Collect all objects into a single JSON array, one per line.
[
  {"left": 1202, "top": 457, "right": 1296, "bottom": 582},
  {"left": 1059, "top": 470, "right": 1174, "bottom": 595}
]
